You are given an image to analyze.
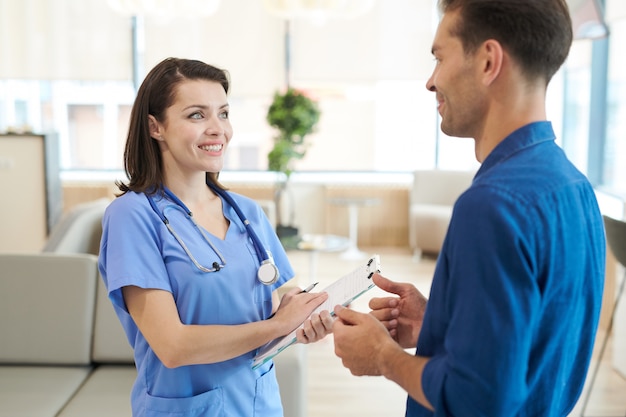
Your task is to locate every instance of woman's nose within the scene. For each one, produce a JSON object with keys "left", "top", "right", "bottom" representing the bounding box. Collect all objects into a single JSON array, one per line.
[{"left": 205, "top": 114, "right": 225, "bottom": 135}]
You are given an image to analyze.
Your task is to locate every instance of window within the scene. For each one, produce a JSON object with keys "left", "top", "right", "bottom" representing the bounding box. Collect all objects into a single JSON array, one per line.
[
  {"left": 605, "top": 18, "right": 626, "bottom": 194},
  {"left": 0, "top": 79, "right": 135, "bottom": 171},
  {"left": 2, "top": 0, "right": 611, "bottom": 180},
  {"left": 561, "top": 41, "right": 594, "bottom": 174},
  {"left": 2, "top": 0, "right": 464, "bottom": 174}
]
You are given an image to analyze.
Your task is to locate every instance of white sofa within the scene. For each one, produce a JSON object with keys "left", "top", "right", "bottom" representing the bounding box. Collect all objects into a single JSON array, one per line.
[
  {"left": 409, "top": 169, "right": 475, "bottom": 259},
  {"left": 0, "top": 198, "right": 305, "bottom": 417}
]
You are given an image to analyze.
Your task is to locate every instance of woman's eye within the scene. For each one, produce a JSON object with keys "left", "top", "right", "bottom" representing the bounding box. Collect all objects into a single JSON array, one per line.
[
  {"left": 189, "top": 112, "right": 203, "bottom": 120},
  {"left": 219, "top": 110, "right": 229, "bottom": 120}
]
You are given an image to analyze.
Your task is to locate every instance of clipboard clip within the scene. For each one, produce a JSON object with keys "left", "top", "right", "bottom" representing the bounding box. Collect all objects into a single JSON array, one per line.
[{"left": 366, "top": 254, "right": 381, "bottom": 279}]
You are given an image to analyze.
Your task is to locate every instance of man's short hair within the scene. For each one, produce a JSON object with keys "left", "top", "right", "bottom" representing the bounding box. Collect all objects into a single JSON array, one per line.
[{"left": 438, "top": 0, "right": 573, "bottom": 85}]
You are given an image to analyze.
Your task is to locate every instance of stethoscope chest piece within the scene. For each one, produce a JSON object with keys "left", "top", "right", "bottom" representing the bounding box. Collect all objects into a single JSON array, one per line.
[{"left": 258, "top": 260, "right": 279, "bottom": 285}]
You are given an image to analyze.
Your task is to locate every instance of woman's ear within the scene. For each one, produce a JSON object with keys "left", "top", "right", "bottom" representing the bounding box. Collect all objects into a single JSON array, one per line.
[{"left": 148, "top": 115, "right": 163, "bottom": 141}]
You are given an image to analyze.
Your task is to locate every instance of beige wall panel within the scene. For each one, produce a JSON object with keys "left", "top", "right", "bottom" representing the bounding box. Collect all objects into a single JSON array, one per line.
[
  {"left": 63, "top": 181, "right": 411, "bottom": 248},
  {"left": 0, "top": 135, "right": 47, "bottom": 251}
]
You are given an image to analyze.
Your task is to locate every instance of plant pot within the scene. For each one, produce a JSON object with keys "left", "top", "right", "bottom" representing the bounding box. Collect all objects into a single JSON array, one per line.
[{"left": 276, "top": 224, "right": 299, "bottom": 239}]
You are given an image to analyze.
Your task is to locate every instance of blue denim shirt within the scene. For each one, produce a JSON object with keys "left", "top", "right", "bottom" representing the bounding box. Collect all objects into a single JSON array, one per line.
[{"left": 408, "top": 122, "right": 605, "bottom": 416}]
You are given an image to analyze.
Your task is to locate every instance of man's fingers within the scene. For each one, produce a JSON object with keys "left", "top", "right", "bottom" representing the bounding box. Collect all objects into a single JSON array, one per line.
[
  {"left": 333, "top": 304, "right": 363, "bottom": 324},
  {"left": 370, "top": 308, "right": 399, "bottom": 325},
  {"left": 372, "top": 273, "right": 410, "bottom": 296},
  {"left": 369, "top": 296, "right": 399, "bottom": 310}
]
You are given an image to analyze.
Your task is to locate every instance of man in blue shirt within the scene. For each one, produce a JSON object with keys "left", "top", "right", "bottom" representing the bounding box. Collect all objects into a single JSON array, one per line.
[{"left": 332, "top": 1, "right": 606, "bottom": 416}]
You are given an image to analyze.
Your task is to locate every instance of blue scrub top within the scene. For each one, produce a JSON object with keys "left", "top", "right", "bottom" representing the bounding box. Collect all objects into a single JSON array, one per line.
[{"left": 99, "top": 188, "right": 294, "bottom": 417}]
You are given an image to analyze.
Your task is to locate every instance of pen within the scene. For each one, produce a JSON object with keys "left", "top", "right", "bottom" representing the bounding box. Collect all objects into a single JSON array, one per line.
[
  {"left": 300, "top": 282, "right": 319, "bottom": 293},
  {"left": 267, "top": 282, "right": 320, "bottom": 319}
]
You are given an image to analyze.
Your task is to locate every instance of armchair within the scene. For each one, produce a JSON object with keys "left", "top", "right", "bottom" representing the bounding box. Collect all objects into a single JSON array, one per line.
[{"left": 409, "top": 169, "right": 475, "bottom": 260}]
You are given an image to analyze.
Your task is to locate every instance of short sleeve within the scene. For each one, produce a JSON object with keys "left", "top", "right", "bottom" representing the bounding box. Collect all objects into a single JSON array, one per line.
[{"left": 98, "top": 192, "right": 172, "bottom": 312}]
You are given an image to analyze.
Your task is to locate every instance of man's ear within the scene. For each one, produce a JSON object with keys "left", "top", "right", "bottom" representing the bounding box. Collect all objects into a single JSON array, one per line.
[
  {"left": 480, "top": 39, "right": 504, "bottom": 86},
  {"left": 148, "top": 115, "right": 163, "bottom": 141}
]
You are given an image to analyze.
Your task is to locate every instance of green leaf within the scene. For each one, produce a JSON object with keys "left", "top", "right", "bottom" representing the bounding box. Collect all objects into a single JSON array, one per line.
[{"left": 266, "top": 88, "right": 320, "bottom": 176}]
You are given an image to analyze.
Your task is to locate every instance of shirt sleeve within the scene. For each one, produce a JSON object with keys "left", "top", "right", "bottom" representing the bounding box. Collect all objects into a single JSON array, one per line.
[
  {"left": 98, "top": 192, "right": 171, "bottom": 313},
  {"left": 421, "top": 186, "right": 541, "bottom": 416}
]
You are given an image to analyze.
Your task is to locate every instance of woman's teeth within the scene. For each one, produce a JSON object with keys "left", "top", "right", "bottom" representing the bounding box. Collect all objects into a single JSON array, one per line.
[{"left": 199, "top": 144, "right": 222, "bottom": 152}]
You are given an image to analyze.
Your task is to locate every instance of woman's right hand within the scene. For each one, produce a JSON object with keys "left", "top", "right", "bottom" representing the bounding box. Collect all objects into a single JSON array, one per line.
[
  {"left": 271, "top": 287, "right": 329, "bottom": 335},
  {"left": 368, "top": 273, "right": 427, "bottom": 349}
]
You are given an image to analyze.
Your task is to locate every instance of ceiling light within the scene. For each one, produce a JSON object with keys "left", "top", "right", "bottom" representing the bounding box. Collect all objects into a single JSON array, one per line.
[
  {"left": 262, "top": 0, "right": 375, "bottom": 21},
  {"left": 107, "top": 0, "right": 221, "bottom": 18}
]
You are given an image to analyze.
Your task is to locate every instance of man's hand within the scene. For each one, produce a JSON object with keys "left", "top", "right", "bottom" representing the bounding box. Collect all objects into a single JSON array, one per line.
[
  {"left": 333, "top": 305, "right": 398, "bottom": 376},
  {"left": 368, "top": 274, "right": 427, "bottom": 349}
]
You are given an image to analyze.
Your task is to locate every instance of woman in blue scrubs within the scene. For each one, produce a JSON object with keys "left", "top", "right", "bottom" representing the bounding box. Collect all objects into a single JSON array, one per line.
[{"left": 98, "top": 57, "right": 333, "bottom": 417}]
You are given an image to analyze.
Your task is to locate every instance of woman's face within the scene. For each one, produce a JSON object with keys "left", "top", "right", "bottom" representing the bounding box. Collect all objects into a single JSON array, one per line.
[{"left": 149, "top": 79, "right": 233, "bottom": 180}]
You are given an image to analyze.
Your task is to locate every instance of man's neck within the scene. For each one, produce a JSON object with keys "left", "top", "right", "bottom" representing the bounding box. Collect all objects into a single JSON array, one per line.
[{"left": 474, "top": 82, "right": 547, "bottom": 162}]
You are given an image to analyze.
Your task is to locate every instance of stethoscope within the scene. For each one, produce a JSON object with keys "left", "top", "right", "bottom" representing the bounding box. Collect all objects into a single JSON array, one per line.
[{"left": 146, "top": 180, "right": 279, "bottom": 285}]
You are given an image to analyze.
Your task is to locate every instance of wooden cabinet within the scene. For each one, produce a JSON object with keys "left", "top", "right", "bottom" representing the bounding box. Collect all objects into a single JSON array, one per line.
[{"left": 0, "top": 133, "right": 62, "bottom": 252}]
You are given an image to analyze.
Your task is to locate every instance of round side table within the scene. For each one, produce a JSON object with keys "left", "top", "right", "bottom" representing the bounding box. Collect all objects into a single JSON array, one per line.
[
  {"left": 281, "top": 234, "right": 350, "bottom": 283},
  {"left": 328, "top": 197, "right": 380, "bottom": 260}
]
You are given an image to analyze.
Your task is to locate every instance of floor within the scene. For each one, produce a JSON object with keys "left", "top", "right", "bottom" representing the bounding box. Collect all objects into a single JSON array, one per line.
[{"left": 284, "top": 246, "right": 626, "bottom": 417}]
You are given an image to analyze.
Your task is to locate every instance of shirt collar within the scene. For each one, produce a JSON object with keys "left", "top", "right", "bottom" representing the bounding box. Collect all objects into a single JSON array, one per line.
[{"left": 477, "top": 121, "right": 556, "bottom": 176}]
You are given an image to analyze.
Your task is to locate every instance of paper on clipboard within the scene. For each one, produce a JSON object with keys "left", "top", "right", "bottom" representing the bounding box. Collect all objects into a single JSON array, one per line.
[{"left": 252, "top": 254, "right": 381, "bottom": 369}]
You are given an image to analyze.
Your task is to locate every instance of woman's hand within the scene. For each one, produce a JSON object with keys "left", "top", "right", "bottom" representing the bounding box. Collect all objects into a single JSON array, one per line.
[
  {"left": 271, "top": 287, "right": 329, "bottom": 337},
  {"left": 296, "top": 309, "right": 334, "bottom": 344}
]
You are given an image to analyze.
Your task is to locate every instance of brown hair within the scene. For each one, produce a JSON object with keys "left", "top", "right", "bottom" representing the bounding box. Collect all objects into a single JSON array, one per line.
[
  {"left": 438, "top": 0, "right": 573, "bottom": 85},
  {"left": 117, "top": 57, "right": 230, "bottom": 195}
]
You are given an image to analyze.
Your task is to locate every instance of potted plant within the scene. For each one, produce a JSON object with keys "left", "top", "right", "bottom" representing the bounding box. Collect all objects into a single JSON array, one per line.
[{"left": 266, "top": 88, "right": 320, "bottom": 238}]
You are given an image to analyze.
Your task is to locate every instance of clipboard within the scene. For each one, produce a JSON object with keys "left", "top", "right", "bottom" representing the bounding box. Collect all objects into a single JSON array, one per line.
[{"left": 252, "top": 254, "right": 381, "bottom": 369}]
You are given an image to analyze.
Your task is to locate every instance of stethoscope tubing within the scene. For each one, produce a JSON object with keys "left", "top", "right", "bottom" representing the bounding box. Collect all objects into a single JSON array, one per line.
[
  {"left": 146, "top": 190, "right": 227, "bottom": 272},
  {"left": 206, "top": 180, "right": 270, "bottom": 263},
  {"left": 144, "top": 180, "right": 278, "bottom": 283}
]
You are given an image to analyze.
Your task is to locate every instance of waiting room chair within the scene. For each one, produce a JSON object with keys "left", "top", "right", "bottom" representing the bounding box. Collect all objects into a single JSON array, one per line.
[
  {"left": 42, "top": 198, "right": 111, "bottom": 255},
  {"left": 604, "top": 215, "right": 626, "bottom": 281},
  {"left": 0, "top": 200, "right": 109, "bottom": 416},
  {"left": 580, "top": 214, "right": 626, "bottom": 415},
  {"left": 408, "top": 169, "right": 475, "bottom": 260}
]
